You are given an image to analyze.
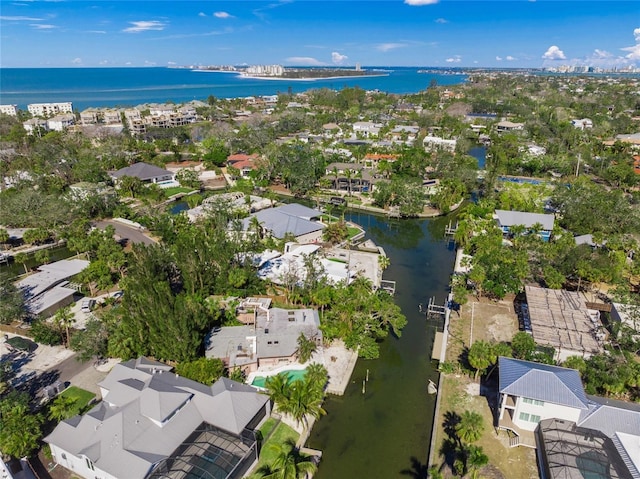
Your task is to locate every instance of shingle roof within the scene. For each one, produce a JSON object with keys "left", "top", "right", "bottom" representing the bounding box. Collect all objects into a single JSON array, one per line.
[
  {"left": 579, "top": 395, "right": 640, "bottom": 438},
  {"left": 498, "top": 356, "right": 589, "bottom": 409},
  {"left": 111, "top": 162, "right": 173, "bottom": 181},
  {"left": 242, "top": 204, "right": 324, "bottom": 239},
  {"left": 495, "top": 210, "right": 555, "bottom": 230}
]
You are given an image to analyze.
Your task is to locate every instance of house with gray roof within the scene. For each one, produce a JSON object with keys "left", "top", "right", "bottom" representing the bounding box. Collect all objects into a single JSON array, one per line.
[
  {"left": 110, "top": 162, "right": 174, "bottom": 185},
  {"left": 16, "top": 259, "right": 89, "bottom": 317},
  {"left": 241, "top": 204, "right": 325, "bottom": 244},
  {"left": 498, "top": 357, "right": 640, "bottom": 478},
  {"left": 494, "top": 209, "right": 555, "bottom": 241},
  {"left": 45, "top": 357, "right": 270, "bottom": 479},
  {"left": 206, "top": 307, "right": 322, "bottom": 374}
]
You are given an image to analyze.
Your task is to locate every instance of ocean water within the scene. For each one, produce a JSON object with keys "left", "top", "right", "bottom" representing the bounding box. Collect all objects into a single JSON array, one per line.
[{"left": 0, "top": 67, "right": 467, "bottom": 111}]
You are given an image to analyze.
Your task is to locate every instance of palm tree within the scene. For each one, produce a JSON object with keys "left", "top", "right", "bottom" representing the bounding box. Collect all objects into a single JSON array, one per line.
[
  {"left": 48, "top": 395, "right": 79, "bottom": 422},
  {"left": 265, "top": 372, "right": 291, "bottom": 408},
  {"left": 465, "top": 444, "right": 489, "bottom": 479},
  {"left": 284, "top": 378, "right": 326, "bottom": 434},
  {"left": 14, "top": 252, "right": 29, "bottom": 274},
  {"left": 304, "top": 363, "right": 328, "bottom": 393},
  {"left": 54, "top": 306, "right": 75, "bottom": 348},
  {"left": 455, "top": 410, "right": 485, "bottom": 445},
  {"left": 378, "top": 254, "right": 391, "bottom": 272},
  {"left": 296, "top": 334, "right": 317, "bottom": 364},
  {"left": 253, "top": 439, "right": 317, "bottom": 479}
]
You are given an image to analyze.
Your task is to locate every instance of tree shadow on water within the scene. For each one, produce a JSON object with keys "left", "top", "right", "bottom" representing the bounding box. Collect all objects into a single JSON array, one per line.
[{"left": 400, "top": 456, "right": 429, "bottom": 479}]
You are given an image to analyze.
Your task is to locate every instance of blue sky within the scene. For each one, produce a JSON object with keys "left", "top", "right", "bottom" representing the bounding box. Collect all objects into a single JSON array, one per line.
[{"left": 1, "top": 1, "right": 638, "bottom": 68}]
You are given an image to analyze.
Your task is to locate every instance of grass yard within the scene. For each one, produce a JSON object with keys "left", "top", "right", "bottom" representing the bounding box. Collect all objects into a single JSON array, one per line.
[
  {"left": 255, "top": 421, "right": 299, "bottom": 469},
  {"left": 59, "top": 386, "right": 95, "bottom": 416},
  {"left": 163, "top": 186, "right": 196, "bottom": 197},
  {"left": 347, "top": 226, "right": 361, "bottom": 238}
]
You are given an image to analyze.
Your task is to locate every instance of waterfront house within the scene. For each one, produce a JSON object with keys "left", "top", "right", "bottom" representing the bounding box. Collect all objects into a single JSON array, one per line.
[
  {"left": 27, "top": 102, "right": 73, "bottom": 117},
  {"left": 80, "top": 109, "right": 99, "bottom": 125},
  {"left": 423, "top": 135, "right": 457, "bottom": 152},
  {"left": 47, "top": 114, "right": 75, "bottom": 132},
  {"left": 324, "top": 162, "right": 375, "bottom": 193},
  {"left": 0, "top": 104, "right": 18, "bottom": 116},
  {"left": 206, "top": 305, "right": 322, "bottom": 374},
  {"left": 45, "top": 357, "right": 269, "bottom": 479},
  {"left": 494, "top": 209, "right": 554, "bottom": 241},
  {"left": 110, "top": 162, "right": 174, "bottom": 185},
  {"left": 498, "top": 357, "right": 640, "bottom": 478},
  {"left": 241, "top": 204, "right": 325, "bottom": 244},
  {"left": 22, "top": 118, "right": 48, "bottom": 135}
]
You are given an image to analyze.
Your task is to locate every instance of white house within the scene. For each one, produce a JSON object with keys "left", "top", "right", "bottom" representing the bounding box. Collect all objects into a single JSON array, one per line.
[
  {"left": 423, "top": 135, "right": 457, "bottom": 152},
  {"left": 352, "top": 121, "right": 381, "bottom": 137},
  {"left": 571, "top": 118, "right": 593, "bottom": 130},
  {"left": 47, "top": 114, "right": 75, "bottom": 132},
  {"left": 110, "top": 162, "right": 175, "bottom": 185},
  {"left": 45, "top": 357, "right": 269, "bottom": 479},
  {"left": 22, "top": 118, "right": 48, "bottom": 135}
]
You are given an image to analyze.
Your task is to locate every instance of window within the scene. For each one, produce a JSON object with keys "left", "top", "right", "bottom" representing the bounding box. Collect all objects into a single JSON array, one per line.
[
  {"left": 523, "top": 398, "right": 544, "bottom": 406},
  {"left": 85, "top": 458, "right": 95, "bottom": 471},
  {"left": 519, "top": 412, "right": 530, "bottom": 422},
  {"left": 529, "top": 414, "right": 541, "bottom": 423}
]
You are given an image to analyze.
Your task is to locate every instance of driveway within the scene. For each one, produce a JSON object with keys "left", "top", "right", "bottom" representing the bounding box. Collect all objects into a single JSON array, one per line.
[{"left": 94, "top": 219, "right": 157, "bottom": 246}]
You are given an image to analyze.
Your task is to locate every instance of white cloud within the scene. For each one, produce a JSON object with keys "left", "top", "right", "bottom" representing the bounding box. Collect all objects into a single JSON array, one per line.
[
  {"left": 496, "top": 56, "right": 503, "bottom": 61},
  {"left": 71, "top": 57, "right": 82, "bottom": 64},
  {"left": 445, "top": 56, "right": 461, "bottom": 63},
  {"left": 404, "top": 0, "right": 439, "bottom": 5},
  {"left": 542, "top": 45, "right": 566, "bottom": 60},
  {"left": 30, "top": 23, "right": 56, "bottom": 29},
  {"left": 198, "top": 12, "right": 207, "bottom": 17},
  {"left": 331, "top": 51, "right": 347, "bottom": 64},
  {"left": 85, "top": 30, "right": 106, "bottom": 34},
  {"left": 377, "top": 42, "right": 407, "bottom": 52},
  {"left": 506, "top": 55, "right": 517, "bottom": 61},
  {"left": 285, "top": 56, "right": 324, "bottom": 66},
  {"left": 0, "top": 15, "right": 43, "bottom": 21},
  {"left": 99, "top": 60, "right": 108, "bottom": 65},
  {"left": 214, "top": 11, "right": 233, "bottom": 19},
  {"left": 167, "top": 61, "right": 176, "bottom": 65},
  {"left": 435, "top": 18, "right": 448, "bottom": 24},
  {"left": 123, "top": 20, "right": 166, "bottom": 33},
  {"left": 144, "top": 60, "right": 157, "bottom": 66},
  {"left": 593, "top": 49, "right": 612, "bottom": 59},
  {"left": 621, "top": 28, "right": 640, "bottom": 60}
]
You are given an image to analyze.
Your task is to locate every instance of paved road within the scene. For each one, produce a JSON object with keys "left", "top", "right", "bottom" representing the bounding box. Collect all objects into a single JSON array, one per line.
[{"left": 95, "top": 220, "right": 157, "bottom": 246}]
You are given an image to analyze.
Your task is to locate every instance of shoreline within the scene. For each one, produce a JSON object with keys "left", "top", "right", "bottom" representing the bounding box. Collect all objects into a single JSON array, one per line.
[{"left": 192, "top": 69, "right": 389, "bottom": 82}]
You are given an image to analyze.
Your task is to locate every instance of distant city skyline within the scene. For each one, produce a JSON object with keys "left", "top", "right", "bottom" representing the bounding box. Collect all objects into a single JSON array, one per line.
[{"left": 0, "top": 1, "right": 638, "bottom": 69}]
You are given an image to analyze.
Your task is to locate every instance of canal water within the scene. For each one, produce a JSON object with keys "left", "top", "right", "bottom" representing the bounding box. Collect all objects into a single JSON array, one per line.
[
  {"left": 0, "top": 246, "right": 74, "bottom": 283},
  {"left": 308, "top": 211, "right": 456, "bottom": 478}
]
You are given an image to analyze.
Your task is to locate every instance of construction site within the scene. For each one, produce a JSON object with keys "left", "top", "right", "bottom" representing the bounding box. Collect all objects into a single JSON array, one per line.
[{"left": 523, "top": 286, "right": 605, "bottom": 362}]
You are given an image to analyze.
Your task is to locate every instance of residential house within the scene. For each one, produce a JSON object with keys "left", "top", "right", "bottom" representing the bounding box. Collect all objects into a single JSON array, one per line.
[
  {"left": 324, "top": 162, "right": 375, "bottom": 193},
  {"left": 80, "top": 109, "right": 99, "bottom": 125},
  {"left": 103, "top": 110, "right": 122, "bottom": 125},
  {"left": 524, "top": 285, "right": 604, "bottom": 361},
  {"left": 494, "top": 209, "right": 555, "bottom": 241},
  {"left": 423, "top": 135, "right": 457, "bottom": 152},
  {"left": 47, "top": 114, "right": 75, "bottom": 132},
  {"left": 227, "top": 154, "right": 260, "bottom": 178},
  {"left": 496, "top": 120, "right": 525, "bottom": 133},
  {"left": 0, "top": 105, "right": 18, "bottom": 116},
  {"left": 22, "top": 118, "right": 48, "bottom": 135},
  {"left": 206, "top": 305, "right": 322, "bottom": 373},
  {"left": 45, "top": 357, "right": 270, "bottom": 479},
  {"left": 352, "top": 121, "right": 381, "bottom": 137},
  {"left": 16, "top": 259, "right": 89, "bottom": 318},
  {"left": 613, "top": 133, "right": 640, "bottom": 148},
  {"left": 28, "top": 102, "right": 73, "bottom": 117},
  {"left": 389, "top": 125, "right": 420, "bottom": 144},
  {"left": 363, "top": 154, "right": 398, "bottom": 170},
  {"left": 610, "top": 302, "right": 640, "bottom": 341},
  {"left": 498, "top": 357, "right": 640, "bottom": 478},
  {"left": 241, "top": 204, "right": 325, "bottom": 244},
  {"left": 110, "top": 162, "right": 175, "bottom": 185},
  {"left": 571, "top": 118, "right": 593, "bottom": 130}
]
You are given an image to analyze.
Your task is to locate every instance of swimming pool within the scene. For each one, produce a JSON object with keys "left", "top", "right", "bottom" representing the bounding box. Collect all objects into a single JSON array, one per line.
[
  {"left": 251, "top": 369, "right": 308, "bottom": 388},
  {"left": 498, "top": 175, "right": 543, "bottom": 185}
]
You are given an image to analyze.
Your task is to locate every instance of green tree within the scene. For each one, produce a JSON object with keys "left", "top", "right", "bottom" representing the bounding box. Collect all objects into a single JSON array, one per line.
[
  {"left": 296, "top": 334, "right": 317, "bottom": 364},
  {"left": 322, "top": 221, "right": 348, "bottom": 244},
  {"left": 0, "top": 227, "right": 9, "bottom": 248},
  {"left": 511, "top": 332, "right": 536, "bottom": 360},
  {"left": 53, "top": 306, "right": 75, "bottom": 348},
  {"left": 0, "top": 279, "right": 26, "bottom": 325},
  {"left": 0, "top": 391, "right": 43, "bottom": 458},
  {"left": 465, "top": 444, "right": 489, "bottom": 479},
  {"left": 175, "top": 357, "right": 225, "bottom": 385},
  {"left": 117, "top": 175, "right": 144, "bottom": 198},
  {"left": 13, "top": 252, "right": 29, "bottom": 274},
  {"left": 69, "top": 317, "right": 109, "bottom": 362},
  {"left": 253, "top": 438, "right": 317, "bottom": 479},
  {"left": 455, "top": 410, "right": 484, "bottom": 444},
  {"left": 48, "top": 395, "right": 79, "bottom": 422},
  {"left": 467, "top": 341, "right": 493, "bottom": 380}
]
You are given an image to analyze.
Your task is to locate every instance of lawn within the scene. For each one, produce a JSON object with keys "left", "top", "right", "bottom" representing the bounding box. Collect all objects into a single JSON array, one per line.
[
  {"left": 255, "top": 421, "right": 299, "bottom": 469},
  {"left": 347, "top": 226, "right": 361, "bottom": 238},
  {"left": 59, "top": 386, "right": 95, "bottom": 416},
  {"left": 163, "top": 186, "right": 196, "bottom": 197}
]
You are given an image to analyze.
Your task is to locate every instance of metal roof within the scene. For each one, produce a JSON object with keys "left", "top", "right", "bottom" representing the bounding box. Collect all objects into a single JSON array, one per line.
[
  {"left": 243, "top": 204, "right": 324, "bottom": 239},
  {"left": 495, "top": 209, "right": 555, "bottom": 230},
  {"left": 498, "top": 357, "right": 589, "bottom": 409}
]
